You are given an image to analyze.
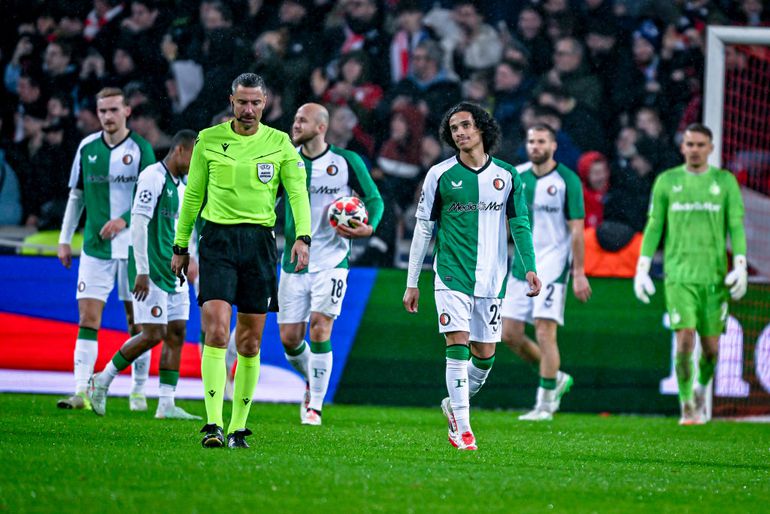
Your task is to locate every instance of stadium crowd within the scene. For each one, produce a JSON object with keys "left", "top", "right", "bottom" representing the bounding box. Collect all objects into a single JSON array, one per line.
[{"left": 1, "top": 0, "right": 767, "bottom": 264}]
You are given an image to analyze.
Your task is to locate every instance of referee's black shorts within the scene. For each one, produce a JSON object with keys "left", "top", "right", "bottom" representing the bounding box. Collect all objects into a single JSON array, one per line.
[{"left": 198, "top": 222, "right": 278, "bottom": 314}]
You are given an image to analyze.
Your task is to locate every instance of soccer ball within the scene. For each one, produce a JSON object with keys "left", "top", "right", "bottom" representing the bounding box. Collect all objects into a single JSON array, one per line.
[{"left": 328, "top": 196, "right": 368, "bottom": 228}]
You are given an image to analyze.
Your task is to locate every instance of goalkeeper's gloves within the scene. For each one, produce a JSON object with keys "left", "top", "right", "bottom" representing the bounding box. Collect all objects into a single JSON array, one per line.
[
  {"left": 633, "top": 256, "right": 656, "bottom": 304},
  {"left": 724, "top": 255, "right": 748, "bottom": 301}
]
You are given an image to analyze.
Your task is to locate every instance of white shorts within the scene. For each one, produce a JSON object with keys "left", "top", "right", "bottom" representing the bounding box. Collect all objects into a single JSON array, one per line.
[
  {"left": 133, "top": 279, "right": 190, "bottom": 325},
  {"left": 76, "top": 252, "right": 131, "bottom": 302},
  {"left": 277, "top": 268, "right": 349, "bottom": 324},
  {"left": 435, "top": 289, "right": 502, "bottom": 343},
  {"left": 502, "top": 278, "right": 566, "bottom": 326}
]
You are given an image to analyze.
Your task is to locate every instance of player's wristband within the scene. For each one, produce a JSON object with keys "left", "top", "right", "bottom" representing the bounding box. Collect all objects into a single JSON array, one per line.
[
  {"left": 297, "top": 235, "right": 311, "bottom": 247},
  {"left": 172, "top": 244, "right": 189, "bottom": 256}
]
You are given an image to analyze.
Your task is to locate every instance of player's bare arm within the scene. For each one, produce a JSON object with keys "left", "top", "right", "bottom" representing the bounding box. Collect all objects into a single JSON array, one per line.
[
  {"left": 133, "top": 274, "right": 150, "bottom": 302},
  {"left": 99, "top": 217, "right": 127, "bottom": 240},
  {"left": 57, "top": 243, "right": 72, "bottom": 269},
  {"left": 568, "top": 218, "right": 591, "bottom": 302},
  {"left": 403, "top": 287, "right": 420, "bottom": 313},
  {"left": 335, "top": 222, "right": 374, "bottom": 239},
  {"left": 525, "top": 271, "right": 542, "bottom": 297}
]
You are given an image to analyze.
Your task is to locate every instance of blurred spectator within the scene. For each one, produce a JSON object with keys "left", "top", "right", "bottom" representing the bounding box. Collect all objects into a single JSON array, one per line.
[
  {"left": 605, "top": 137, "right": 659, "bottom": 232},
  {"left": 381, "top": 39, "right": 461, "bottom": 135},
  {"left": 535, "top": 36, "right": 602, "bottom": 111},
  {"left": 511, "top": 4, "right": 552, "bottom": 76},
  {"left": 634, "top": 106, "right": 679, "bottom": 169},
  {"left": 77, "top": 48, "right": 108, "bottom": 102},
  {"left": 42, "top": 41, "right": 78, "bottom": 95},
  {"left": 732, "top": 0, "right": 770, "bottom": 26},
  {"left": 577, "top": 151, "right": 610, "bottom": 229},
  {"left": 0, "top": 145, "right": 23, "bottom": 226},
  {"left": 4, "top": 33, "right": 44, "bottom": 96},
  {"left": 372, "top": 104, "right": 426, "bottom": 265},
  {"left": 462, "top": 71, "right": 493, "bottom": 112},
  {"left": 390, "top": 0, "right": 437, "bottom": 84},
  {"left": 84, "top": 0, "right": 128, "bottom": 58},
  {"left": 5, "top": 103, "right": 48, "bottom": 225},
  {"left": 326, "top": 103, "right": 374, "bottom": 160},
  {"left": 76, "top": 97, "right": 102, "bottom": 137},
  {"left": 262, "top": 84, "right": 293, "bottom": 133},
  {"left": 313, "top": 51, "right": 383, "bottom": 132},
  {"left": 119, "top": 0, "right": 169, "bottom": 79},
  {"left": 493, "top": 59, "right": 531, "bottom": 144},
  {"left": 322, "top": 0, "right": 389, "bottom": 85},
  {"left": 128, "top": 103, "right": 169, "bottom": 157},
  {"left": 537, "top": 85, "right": 607, "bottom": 154},
  {"left": 25, "top": 119, "right": 72, "bottom": 229},
  {"left": 13, "top": 73, "right": 47, "bottom": 143},
  {"left": 442, "top": 0, "right": 503, "bottom": 80}
]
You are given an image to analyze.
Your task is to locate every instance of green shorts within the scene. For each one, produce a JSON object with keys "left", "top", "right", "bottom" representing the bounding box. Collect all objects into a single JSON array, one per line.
[{"left": 664, "top": 282, "right": 729, "bottom": 337}]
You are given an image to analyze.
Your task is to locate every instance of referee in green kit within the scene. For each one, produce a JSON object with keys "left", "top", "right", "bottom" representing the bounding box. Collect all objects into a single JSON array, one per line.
[{"left": 171, "top": 73, "right": 311, "bottom": 449}]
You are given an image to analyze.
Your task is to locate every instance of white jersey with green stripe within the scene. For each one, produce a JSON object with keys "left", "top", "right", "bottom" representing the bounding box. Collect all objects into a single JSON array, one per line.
[
  {"left": 68, "top": 131, "right": 156, "bottom": 259},
  {"left": 416, "top": 155, "right": 523, "bottom": 298},
  {"left": 282, "top": 144, "right": 383, "bottom": 274},
  {"left": 128, "top": 162, "right": 185, "bottom": 294},
  {"left": 511, "top": 162, "right": 584, "bottom": 284}
]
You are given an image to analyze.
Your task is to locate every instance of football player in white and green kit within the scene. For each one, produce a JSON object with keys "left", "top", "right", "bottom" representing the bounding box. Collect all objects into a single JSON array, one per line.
[
  {"left": 89, "top": 130, "right": 201, "bottom": 420},
  {"left": 403, "top": 102, "right": 540, "bottom": 451},
  {"left": 279, "top": 103, "right": 383, "bottom": 426},
  {"left": 57, "top": 88, "right": 155, "bottom": 411},
  {"left": 635, "top": 124, "right": 747, "bottom": 425},
  {"left": 501, "top": 124, "right": 592, "bottom": 421}
]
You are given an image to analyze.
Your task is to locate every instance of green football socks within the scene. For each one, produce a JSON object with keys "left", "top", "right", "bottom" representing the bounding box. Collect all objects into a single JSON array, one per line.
[
  {"left": 201, "top": 346, "right": 227, "bottom": 427},
  {"left": 228, "top": 352, "right": 260, "bottom": 434},
  {"left": 698, "top": 354, "right": 716, "bottom": 387},
  {"left": 676, "top": 352, "right": 695, "bottom": 402}
]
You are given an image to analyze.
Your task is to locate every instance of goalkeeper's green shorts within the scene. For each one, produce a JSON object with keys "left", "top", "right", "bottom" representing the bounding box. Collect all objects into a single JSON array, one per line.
[{"left": 664, "top": 282, "right": 729, "bottom": 337}]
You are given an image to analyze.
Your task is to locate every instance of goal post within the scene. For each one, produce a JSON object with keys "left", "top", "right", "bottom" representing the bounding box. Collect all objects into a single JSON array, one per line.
[{"left": 702, "top": 25, "right": 770, "bottom": 420}]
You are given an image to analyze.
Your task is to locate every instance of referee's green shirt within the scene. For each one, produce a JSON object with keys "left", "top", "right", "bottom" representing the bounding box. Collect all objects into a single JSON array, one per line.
[{"left": 175, "top": 121, "right": 311, "bottom": 247}]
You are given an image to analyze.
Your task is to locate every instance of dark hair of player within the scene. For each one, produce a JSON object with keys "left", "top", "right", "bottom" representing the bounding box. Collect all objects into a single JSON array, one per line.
[
  {"left": 528, "top": 123, "right": 557, "bottom": 141},
  {"left": 684, "top": 123, "right": 713, "bottom": 141},
  {"left": 170, "top": 129, "right": 197, "bottom": 150},
  {"left": 440, "top": 101, "right": 501, "bottom": 154}
]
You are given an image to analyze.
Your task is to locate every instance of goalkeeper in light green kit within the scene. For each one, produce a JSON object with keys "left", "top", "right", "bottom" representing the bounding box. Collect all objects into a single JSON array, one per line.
[{"left": 634, "top": 124, "right": 747, "bottom": 425}]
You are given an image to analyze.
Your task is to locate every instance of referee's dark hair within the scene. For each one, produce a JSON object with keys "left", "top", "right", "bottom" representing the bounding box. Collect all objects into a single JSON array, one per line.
[
  {"left": 231, "top": 73, "right": 266, "bottom": 94},
  {"left": 170, "top": 129, "right": 197, "bottom": 150},
  {"left": 440, "top": 102, "right": 502, "bottom": 154}
]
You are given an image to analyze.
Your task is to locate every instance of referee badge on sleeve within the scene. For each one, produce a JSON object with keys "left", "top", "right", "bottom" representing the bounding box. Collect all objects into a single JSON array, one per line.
[{"left": 257, "top": 163, "right": 275, "bottom": 183}]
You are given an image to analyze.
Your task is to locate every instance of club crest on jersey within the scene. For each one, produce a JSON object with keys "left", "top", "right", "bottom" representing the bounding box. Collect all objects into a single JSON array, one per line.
[
  {"left": 151, "top": 306, "right": 163, "bottom": 318},
  {"left": 122, "top": 154, "right": 133, "bottom": 165},
  {"left": 547, "top": 185, "right": 558, "bottom": 196},
  {"left": 326, "top": 164, "right": 338, "bottom": 176},
  {"left": 493, "top": 178, "right": 505, "bottom": 190},
  {"left": 257, "top": 163, "right": 274, "bottom": 183},
  {"left": 439, "top": 313, "right": 451, "bottom": 326},
  {"left": 710, "top": 182, "right": 721, "bottom": 195}
]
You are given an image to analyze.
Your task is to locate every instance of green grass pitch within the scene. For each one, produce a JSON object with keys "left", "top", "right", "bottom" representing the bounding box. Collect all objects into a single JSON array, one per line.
[{"left": 1, "top": 394, "right": 768, "bottom": 513}]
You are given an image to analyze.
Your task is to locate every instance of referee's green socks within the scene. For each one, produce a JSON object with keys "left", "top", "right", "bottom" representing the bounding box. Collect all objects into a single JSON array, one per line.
[
  {"left": 228, "top": 352, "right": 260, "bottom": 434},
  {"left": 201, "top": 346, "right": 227, "bottom": 428}
]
